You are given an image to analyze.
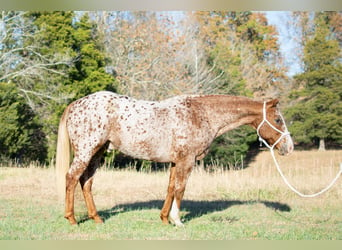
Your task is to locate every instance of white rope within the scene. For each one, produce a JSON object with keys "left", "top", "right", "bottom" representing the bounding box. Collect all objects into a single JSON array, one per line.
[
  {"left": 270, "top": 149, "right": 342, "bottom": 198},
  {"left": 257, "top": 101, "right": 341, "bottom": 198}
]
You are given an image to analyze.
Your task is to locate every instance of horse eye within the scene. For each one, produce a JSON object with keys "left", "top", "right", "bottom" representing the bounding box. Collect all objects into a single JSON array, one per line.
[{"left": 275, "top": 117, "right": 282, "bottom": 125}]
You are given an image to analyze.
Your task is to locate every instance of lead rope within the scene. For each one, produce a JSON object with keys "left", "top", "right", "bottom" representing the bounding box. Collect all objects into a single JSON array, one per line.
[{"left": 257, "top": 102, "right": 342, "bottom": 198}]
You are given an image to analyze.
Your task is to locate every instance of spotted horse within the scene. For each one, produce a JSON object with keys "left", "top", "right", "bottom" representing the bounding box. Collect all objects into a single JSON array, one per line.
[{"left": 56, "top": 91, "right": 294, "bottom": 226}]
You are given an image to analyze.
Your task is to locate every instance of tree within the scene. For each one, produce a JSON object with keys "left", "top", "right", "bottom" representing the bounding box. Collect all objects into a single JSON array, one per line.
[
  {"left": 65, "top": 13, "right": 118, "bottom": 100},
  {"left": 286, "top": 12, "right": 342, "bottom": 149},
  {"left": 27, "top": 12, "right": 118, "bottom": 159},
  {"left": 0, "top": 11, "right": 75, "bottom": 162},
  {"left": 0, "top": 12, "right": 72, "bottom": 88},
  {"left": 193, "top": 11, "right": 287, "bottom": 167},
  {"left": 96, "top": 11, "right": 224, "bottom": 100},
  {"left": 0, "top": 82, "right": 47, "bottom": 162},
  {"left": 0, "top": 11, "right": 119, "bottom": 162},
  {"left": 194, "top": 11, "right": 287, "bottom": 99}
]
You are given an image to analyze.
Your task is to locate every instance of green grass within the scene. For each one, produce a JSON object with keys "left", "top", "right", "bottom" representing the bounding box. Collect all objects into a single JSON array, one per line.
[
  {"left": 0, "top": 195, "right": 341, "bottom": 239},
  {"left": 0, "top": 150, "right": 341, "bottom": 239}
]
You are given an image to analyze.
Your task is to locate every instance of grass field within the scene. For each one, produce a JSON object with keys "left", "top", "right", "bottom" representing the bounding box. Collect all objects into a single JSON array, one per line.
[{"left": 0, "top": 150, "right": 341, "bottom": 239}]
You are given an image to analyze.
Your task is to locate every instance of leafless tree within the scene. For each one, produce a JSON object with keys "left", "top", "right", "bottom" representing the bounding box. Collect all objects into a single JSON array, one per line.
[{"left": 95, "top": 11, "right": 225, "bottom": 100}]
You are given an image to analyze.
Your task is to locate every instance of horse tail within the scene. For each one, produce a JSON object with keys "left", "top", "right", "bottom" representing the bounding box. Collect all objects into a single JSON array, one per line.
[{"left": 56, "top": 105, "right": 71, "bottom": 202}]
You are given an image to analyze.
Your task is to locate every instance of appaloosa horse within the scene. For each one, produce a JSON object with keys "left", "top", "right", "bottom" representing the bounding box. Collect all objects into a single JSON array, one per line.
[{"left": 56, "top": 91, "right": 293, "bottom": 226}]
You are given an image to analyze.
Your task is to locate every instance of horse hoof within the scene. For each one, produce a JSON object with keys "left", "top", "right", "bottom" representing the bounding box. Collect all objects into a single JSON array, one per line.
[
  {"left": 174, "top": 221, "right": 184, "bottom": 227},
  {"left": 65, "top": 216, "right": 77, "bottom": 225},
  {"left": 90, "top": 214, "right": 104, "bottom": 224},
  {"left": 94, "top": 217, "right": 104, "bottom": 224},
  {"left": 160, "top": 216, "right": 169, "bottom": 225},
  {"left": 169, "top": 217, "right": 184, "bottom": 227}
]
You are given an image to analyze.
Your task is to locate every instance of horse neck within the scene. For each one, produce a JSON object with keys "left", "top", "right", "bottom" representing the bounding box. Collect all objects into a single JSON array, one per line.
[{"left": 191, "top": 95, "right": 263, "bottom": 136}]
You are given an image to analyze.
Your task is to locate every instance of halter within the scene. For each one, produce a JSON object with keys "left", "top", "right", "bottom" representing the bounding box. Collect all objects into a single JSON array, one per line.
[
  {"left": 256, "top": 101, "right": 290, "bottom": 150},
  {"left": 257, "top": 101, "right": 341, "bottom": 198}
]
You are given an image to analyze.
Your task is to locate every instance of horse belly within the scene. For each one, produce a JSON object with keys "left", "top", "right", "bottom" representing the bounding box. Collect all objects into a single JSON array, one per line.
[
  {"left": 117, "top": 132, "right": 172, "bottom": 162},
  {"left": 115, "top": 112, "right": 173, "bottom": 162}
]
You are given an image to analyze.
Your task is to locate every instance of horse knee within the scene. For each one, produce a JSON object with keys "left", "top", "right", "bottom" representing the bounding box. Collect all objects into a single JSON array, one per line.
[{"left": 174, "top": 181, "right": 187, "bottom": 197}]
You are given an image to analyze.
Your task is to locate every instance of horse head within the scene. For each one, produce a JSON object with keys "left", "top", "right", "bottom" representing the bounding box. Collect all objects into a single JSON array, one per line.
[{"left": 256, "top": 99, "right": 294, "bottom": 156}]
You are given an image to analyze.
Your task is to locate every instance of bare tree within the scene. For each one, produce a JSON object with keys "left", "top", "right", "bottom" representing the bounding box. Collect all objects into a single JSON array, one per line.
[
  {"left": 0, "top": 11, "right": 72, "bottom": 109},
  {"left": 95, "top": 11, "right": 224, "bottom": 100}
]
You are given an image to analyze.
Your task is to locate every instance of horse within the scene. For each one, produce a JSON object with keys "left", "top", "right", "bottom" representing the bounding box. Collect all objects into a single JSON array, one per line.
[{"left": 56, "top": 91, "right": 294, "bottom": 226}]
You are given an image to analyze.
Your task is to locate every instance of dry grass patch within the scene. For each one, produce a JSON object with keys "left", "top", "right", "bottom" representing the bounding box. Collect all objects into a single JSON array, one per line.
[{"left": 0, "top": 150, "right": 341, "bottom": 239}]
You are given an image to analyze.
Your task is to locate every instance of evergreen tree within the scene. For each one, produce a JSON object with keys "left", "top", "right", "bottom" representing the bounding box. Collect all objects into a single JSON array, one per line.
[
  {"left": 25, "top": 11, "right": 118, "bottom": 160},
  {"left": 286, "top": 13, "right": 342, "bottom": 149},
  {"left": 0, "top": 82, "right": 47, "bottom": 162},
  {"left": 65, "top": 13, "right": 118, "bottom": 100}
]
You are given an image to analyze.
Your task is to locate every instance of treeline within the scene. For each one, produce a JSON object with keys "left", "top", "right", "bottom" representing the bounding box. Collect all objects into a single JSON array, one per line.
[{"left": 0, "top": 11, "right": 341, "bottom": 167}]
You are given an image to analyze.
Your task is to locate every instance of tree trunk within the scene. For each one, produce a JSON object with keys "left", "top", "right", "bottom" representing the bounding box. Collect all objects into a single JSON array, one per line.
[{"left": 318, "top": 138, "right": 326, "bottom": 151}]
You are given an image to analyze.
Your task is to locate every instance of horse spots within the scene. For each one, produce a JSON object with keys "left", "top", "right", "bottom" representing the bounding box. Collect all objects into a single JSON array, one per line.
[
  {"left": 59, "top": 90, "right": 292, "bottom": 225},
  {"left": 176, "top": 135, "right": 188, "bottom": 140},
  {"left": 66, "top": 91, "right": 265, "bottom": 165}
]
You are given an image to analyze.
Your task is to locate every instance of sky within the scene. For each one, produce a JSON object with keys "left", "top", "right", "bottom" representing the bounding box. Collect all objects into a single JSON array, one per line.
[{"left": 265, "top": 11, "right": 303, "bottom": 77}]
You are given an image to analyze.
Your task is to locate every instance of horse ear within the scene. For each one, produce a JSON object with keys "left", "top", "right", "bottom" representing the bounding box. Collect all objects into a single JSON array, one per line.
[{"left": 267, "top": 99, "right": 279, "bottom": 108}]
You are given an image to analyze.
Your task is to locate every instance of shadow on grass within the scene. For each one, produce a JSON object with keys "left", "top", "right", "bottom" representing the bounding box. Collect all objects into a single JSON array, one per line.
[{"left": 78, "top": 199, "right": 291, "bottom": 224}]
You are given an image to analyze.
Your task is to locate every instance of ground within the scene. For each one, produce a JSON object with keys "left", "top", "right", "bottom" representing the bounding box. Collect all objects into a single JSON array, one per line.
[{"left": 0, "top": 150, "right": 341, "bottom": 239}]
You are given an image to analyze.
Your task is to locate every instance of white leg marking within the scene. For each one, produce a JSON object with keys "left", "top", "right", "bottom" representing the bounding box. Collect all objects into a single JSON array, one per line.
[{"left": 169, "top": 199, "right": 184, "bottom": 227}]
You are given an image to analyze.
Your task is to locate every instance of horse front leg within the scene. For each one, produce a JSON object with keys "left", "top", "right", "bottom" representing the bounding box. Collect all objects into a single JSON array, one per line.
[
  {"left": 161, "top": 159, "right": 194, "bottom": 227},
  {"left": 160, "top": 164, "right": 176, "bottom": 224}
]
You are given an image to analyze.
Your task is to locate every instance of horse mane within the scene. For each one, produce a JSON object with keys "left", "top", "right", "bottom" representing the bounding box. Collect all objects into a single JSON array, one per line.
[{"left": 187, "top": 94, "right": 261, "bottom": 116}]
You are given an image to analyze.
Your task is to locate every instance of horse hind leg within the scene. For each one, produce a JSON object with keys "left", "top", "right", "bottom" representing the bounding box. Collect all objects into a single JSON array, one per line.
[
  {"left": 64, "top": 143, "right": 107, "bottom": 225},
  {"left": 79, "top": 146, "right": 107, "bottom": 224},
  {"left": 64, "top": 157, "right": 90, "bottom": 225}
]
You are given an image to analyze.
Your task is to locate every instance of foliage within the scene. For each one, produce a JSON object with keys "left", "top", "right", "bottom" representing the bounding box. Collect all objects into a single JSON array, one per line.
[
  {"left": 64, "top": 14, "right": 118, "bottom": 100},
  {"left": 204, "top": 126, "right": 256, "bottom": 169},
  {"left": 194, "top": 11, "right": 285, "bottom": 165},
  {"left": 1, "top": 11, "right": 340, "bottom": 165},
  {"left": 97, "top": 11, "right": 224, "bottom": 101},
  {"left": 24, "top": 12, "right": 117, "bottom": 159},
  {"left": 0, "top": 82, "right": 47, "bottom": 162},
  {"left": 194, "top": 11, "right": 286, "bottom": 99},
  {"left": 286, "top": 13, "right": 342, "bottom": 148}
]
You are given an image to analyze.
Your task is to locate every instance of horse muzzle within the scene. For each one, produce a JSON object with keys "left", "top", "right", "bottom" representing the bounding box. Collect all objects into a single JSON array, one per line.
[{"left": 277, "top": 135, "right": 294, "bottom": 156}]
